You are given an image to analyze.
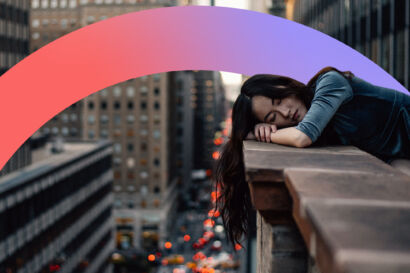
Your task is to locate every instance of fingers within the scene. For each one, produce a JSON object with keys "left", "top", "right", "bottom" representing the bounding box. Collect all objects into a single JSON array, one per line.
[
  {"left": 259, "top": 126, "right": 265, "bottom": 142},
  {"left": 254, "top": 124, "right": 276, "bottom": 143},
  {"left": 271, "top": 125, "right": 277, "bottom": 133},
  {"left": 264, "top": 126, "right": 270, "bottom": 143},
  {"left": 254, "top": 127, "right": 260, "bottom": 141}
]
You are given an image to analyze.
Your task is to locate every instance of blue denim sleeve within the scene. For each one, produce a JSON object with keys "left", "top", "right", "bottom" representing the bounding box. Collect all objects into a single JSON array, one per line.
[{"left": 295, "top": 71, "right": 353, "bottom": 142}]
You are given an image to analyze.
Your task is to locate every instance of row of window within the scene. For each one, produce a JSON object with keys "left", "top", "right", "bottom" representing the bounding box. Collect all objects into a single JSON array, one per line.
[
  {"left": 31, "top": 0, "right": 146, "bottom": 9},
  {"left": 88, "top": 100, "right": 161, "bottom": 110},
  {"left": 97, "top": 86, "right": 160, "bottom": 97},
  {"left": 31, "top": 18, "right": 77, "bottom": 28}
]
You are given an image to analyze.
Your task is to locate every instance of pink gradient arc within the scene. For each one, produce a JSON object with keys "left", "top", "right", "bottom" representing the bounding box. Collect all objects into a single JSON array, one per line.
[{"left": 0, "top": 6, "right": 407, "bottom": 170}]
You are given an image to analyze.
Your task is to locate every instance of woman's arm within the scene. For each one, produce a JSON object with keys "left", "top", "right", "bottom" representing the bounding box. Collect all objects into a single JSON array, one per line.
[
  {"left": 270, "top": 127, "right": 312, "bottom": 147},
  {"left": 295, "top": 71, "right": 354, "bottom": 143}
]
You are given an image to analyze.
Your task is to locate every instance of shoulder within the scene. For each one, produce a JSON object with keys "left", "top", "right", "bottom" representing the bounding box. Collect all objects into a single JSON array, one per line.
[
  {"left": 314, "top": 70, "right": 353, "bottom": 100},
  {"left": 316, "top": 70, "right": 350, "bottom": 87}
]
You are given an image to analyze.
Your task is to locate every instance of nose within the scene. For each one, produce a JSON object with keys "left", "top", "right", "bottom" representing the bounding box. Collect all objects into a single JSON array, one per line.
[{"left": 277, "top": 106, "right": 290, "bottom": 118}]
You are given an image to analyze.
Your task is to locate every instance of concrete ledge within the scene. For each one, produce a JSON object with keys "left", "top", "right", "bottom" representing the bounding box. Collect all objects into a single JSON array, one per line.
[{"left": 244, "top": 141, "right": 410, "bottom": 273}]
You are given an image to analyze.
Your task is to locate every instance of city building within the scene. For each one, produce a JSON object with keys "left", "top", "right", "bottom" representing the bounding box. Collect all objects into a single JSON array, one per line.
[
  {"left": 0, "top": 0, "right": 31, "bottom": 176},
  {"left": 29, "top": 0, "right": 194, "bottom": 250},
  {"left": 0, "top": 141, "right": 114, "bottom": 273},
  {"left": 192, "top": 71, "right": 226, "bottom": 170},
  {"left": 292, "top": 0, "right": 409, "bottom": 89}
]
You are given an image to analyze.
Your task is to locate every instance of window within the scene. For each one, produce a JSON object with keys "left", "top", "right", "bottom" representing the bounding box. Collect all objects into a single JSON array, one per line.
[
  {"left": 69, "top": 0, "right": 76, "bottom": 8},
  {"left": 153, "top": 130, "right": 160, "bottom": 139},
  {"left": 140, "top": 101, "right": 147, "bottom": 109},
  {"left": 114, "top": 185, "right": 122, "bottom": 191},
  {"left": 87, "top": 16, "right": 95, "bottom": 24},
  {"left": 32, "top": 19, "right": 40, "bottom": 28},
  {"left": 154, "top": 102, "right": 160, "bottom": 110},
  {"left": 101, "top": 101, "right": 107, "bottom": 110},
  {"left": 114, "top": 115, "right": 121, "bottom": 125},
  {"left": 140, "top": 172, "right": 148, "bottom": 179},
  {"left": 141, "top": 142, "right": 147, "bottom": 151},
  {"left": 154, "top": 88, "right": 160, "bottom": 95},
  {"left": 88, "top": 115, "right": 95, "bottom": 124},
  {"left": 100, "top": 129, "right": 108, "bottom": 138},
  {"left": 61, "top": 19, "right": 68, "bottom": 28},
  {"left": 127, "top": 101, "right": 134, "bottom": 110},
  {"left": 60, "top": 0, "right": 67, "bottom": 8},
  {"left": 50, "top": 0, "right": 58, "bottom": 8},
  {"left": 113, "top": 86, "right": 121, "bottom": 97},
  {"left": 127, "top": 143, "right": 134, "bottom": 152},
  {"left": 88, "top": 130, "right": 95, "bottom": 139},
  {"left": 62, "top": 127, "right": 68, "bottom": 136},
  {"left": 95, "top": 0, "right": 103, "bottom": 4},
  {"left": 153, "top": 74, "right": 161, "bottom": 82},
  {"left": 127, "top": 158, "right": 135, "bottom": 168},
  {"left": 114, "top": 101, "right": 121, "bottom": 110},
  {"left": 70, "top": 127, "right": 77, "bottom": 136},
  {"left": 41, "top": 0, "right": 48, "bottom": 8},
  {"left": 62, "top": 114, "right": 68, "bottom": 123},
  {"left": 52, "top": 127, "right": 59, "bottom": 134},
  {"left": 154, "top": 186, "right": 160, "bottom": 193},
  {"left": 113, "top": 157, "right": 122, "bottom": 166},
  {"left": 70, "top": 113, "right": 77, "bottom": 121},
  {"left": 80, "top": 0, "right": 88, "bottom": 4},
  {"left": 114, "top": 143, "right": 121, "bottom": 153},
  {"left": 140, "top": 86, "right": 148, "bottom": 95},
  {"left": 32, "top": 32, "right": 40, "bottom": 40},
  {"left": 140, "top": 115, "right": 148, "bottom": 123},
  {"left": 127, "top": 129, "right": 134, "bottom": 137},
  {"left": 127, "top": 115, "right": 135, "bottom": 123},
  {"left": 140, "top": 159, "right": 147, "bottom": 165},
  {"left": 126, "top": 86, "right": 135, "bottom": 97},
  {"left": 42, "top": 20, "right": 49, "bottom": 27},
  {"left": 153, "top": 158, "right": 160, "bottom": 166},
  {"left": 140, "top": 129, "right": 148, "bottom": 137},
  {"left": 88, "top": 101, "right": 94, "bottom": 109},
  {"left": 32, "top": 0, "right": 40, "bottom": 8},
  {"left": 100, "top": 115, "right": 109, "bottom": 124}
]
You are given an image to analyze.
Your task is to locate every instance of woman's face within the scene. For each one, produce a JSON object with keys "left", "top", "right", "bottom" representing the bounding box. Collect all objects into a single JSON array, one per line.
[{"left": 251, "top": 95, "right": 307, "bottom": 128}]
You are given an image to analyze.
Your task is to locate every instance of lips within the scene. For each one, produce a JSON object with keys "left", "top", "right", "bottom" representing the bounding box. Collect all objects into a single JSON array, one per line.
[{"left": 293, "top": 109, "right": 298, "bottom": 121}]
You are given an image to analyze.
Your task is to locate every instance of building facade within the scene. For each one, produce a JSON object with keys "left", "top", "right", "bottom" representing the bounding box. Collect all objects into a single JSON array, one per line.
[
  {"left": 292, "top": 0, "right": 409, "bottom": 89},
  {"left": 0, "top": 141, "right": 114, "bottom": 273},
  {"left": 192, "top": 71, "right": 226, "bottom": 170},
  {"left": 29, "top": 0, "right": 193, "bottom": 250},
  {"left": 0, "top": 0, "right": 31, "bottom": 176}
]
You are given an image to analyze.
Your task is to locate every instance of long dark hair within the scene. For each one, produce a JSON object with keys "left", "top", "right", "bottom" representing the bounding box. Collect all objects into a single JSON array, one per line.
[{"left": 213, "top": 66, "right": 354, "bottom": 247}]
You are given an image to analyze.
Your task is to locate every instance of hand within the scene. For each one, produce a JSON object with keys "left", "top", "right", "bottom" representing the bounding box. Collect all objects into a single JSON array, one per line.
[{"left": 254, "top": 123, "right": 277, "bottom": 143}]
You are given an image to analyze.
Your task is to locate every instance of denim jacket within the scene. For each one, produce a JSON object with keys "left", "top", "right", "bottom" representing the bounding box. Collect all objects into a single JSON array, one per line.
[{"left": 296, "top": 71, "right": 410, "bottom": 162}]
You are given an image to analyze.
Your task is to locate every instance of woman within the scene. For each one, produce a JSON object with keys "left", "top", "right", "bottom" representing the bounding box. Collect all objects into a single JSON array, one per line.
[{"left": 214, "top": 66, "right": 410, "bottom": 246}]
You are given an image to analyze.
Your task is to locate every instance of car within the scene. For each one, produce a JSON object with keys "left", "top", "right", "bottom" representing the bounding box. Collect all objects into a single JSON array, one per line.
[{"left": 163, "top": 254, "right": 185, "bottom": 265}]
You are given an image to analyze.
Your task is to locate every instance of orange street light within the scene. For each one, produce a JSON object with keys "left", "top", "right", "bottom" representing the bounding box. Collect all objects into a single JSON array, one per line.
[
  {"left": 184, "top": 234, "right": 191, "bottom": 242},
  {"left": 148, "top": 254, "right": 155, "bottom": 262},
  {"left": 164, "top": 242, "right": 172, "bottom": 249}
]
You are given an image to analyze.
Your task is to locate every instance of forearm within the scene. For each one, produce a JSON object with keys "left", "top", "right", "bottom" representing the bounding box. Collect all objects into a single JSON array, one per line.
[{"left": 270, "top": 127, "right": 312, "bottom": 148}]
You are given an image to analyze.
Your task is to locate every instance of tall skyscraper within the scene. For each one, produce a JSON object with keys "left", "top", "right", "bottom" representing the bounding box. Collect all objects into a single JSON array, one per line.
[
  {"left": 29, "top": 0, "right": 197, "bottom": 249},
  {"left": 192, "top": 71, "right": 226, "bottom": 170},
  {"left": 0, "top": 141, "right": 114, "bottom": 273},
  {"left": 0, "top": 0, "right": 31, "bottom": 176},
  {"left": 292, "top": 0, "right": 409, "bottom": 89}
]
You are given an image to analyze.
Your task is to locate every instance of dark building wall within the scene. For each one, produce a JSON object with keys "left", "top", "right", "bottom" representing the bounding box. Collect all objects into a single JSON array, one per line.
[
  {"left": 292, "top": 0, "right": 409, "bottom": 89},
  {"left": 193, "top": 71, "right": 226, "bottom": 170}
]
